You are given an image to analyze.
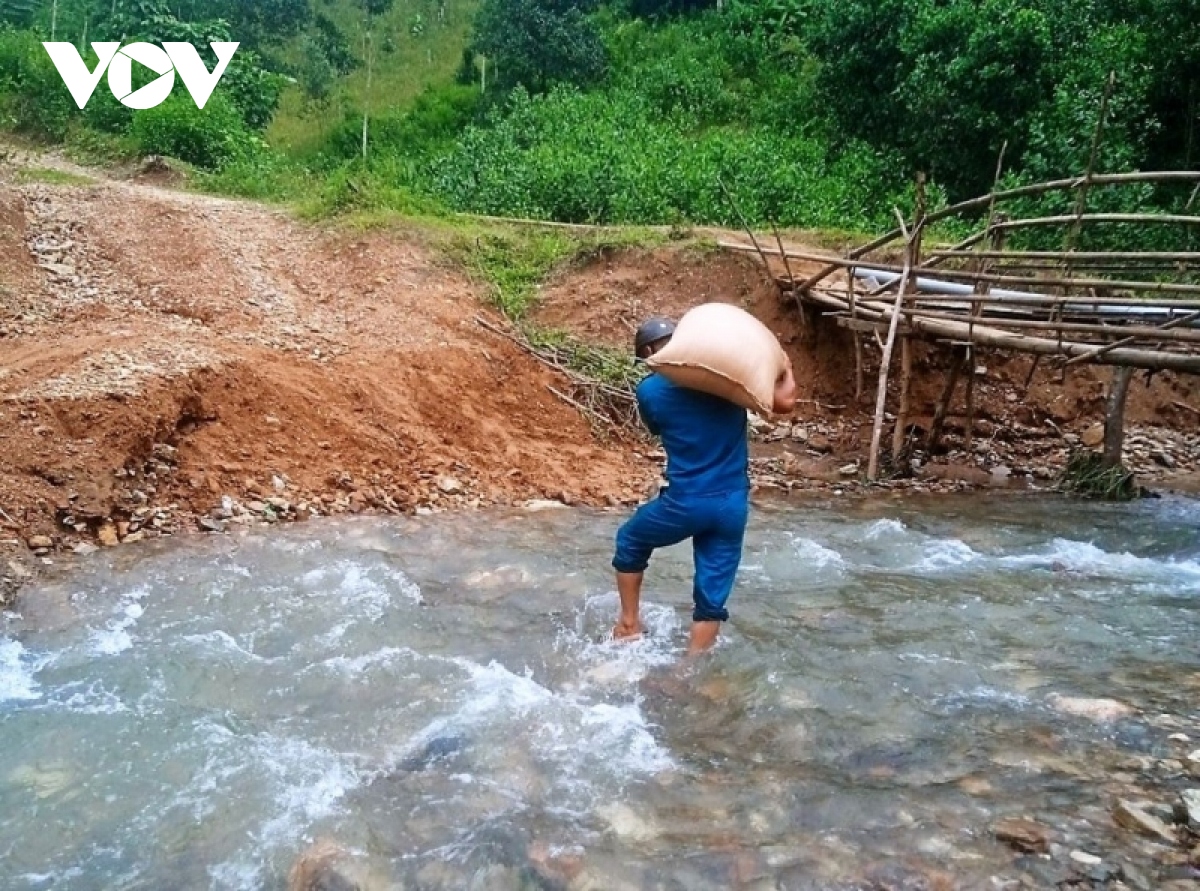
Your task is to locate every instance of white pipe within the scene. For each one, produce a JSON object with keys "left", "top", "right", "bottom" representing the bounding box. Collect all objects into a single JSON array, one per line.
[{"left": 853, "top": 267, "right": 1200, "bottom": 325}]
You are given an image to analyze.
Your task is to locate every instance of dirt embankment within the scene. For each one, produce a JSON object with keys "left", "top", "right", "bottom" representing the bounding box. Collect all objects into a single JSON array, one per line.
[
  {"left": 0, "top": 158, "right": 655, "bottom": 601},
  {"left": 535, "top": 244, "right": 1200, "bottom": 489}
]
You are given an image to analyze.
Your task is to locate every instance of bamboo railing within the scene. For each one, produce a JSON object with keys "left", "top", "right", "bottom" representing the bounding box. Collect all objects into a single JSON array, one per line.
[{"left": 726, "top": 167, "right": 1200, "bottom": 480}]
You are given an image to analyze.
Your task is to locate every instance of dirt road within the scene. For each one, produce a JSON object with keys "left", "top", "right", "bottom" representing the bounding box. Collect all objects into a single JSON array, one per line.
[{"left": 0, "top": 155, "right": 653, "bottom": 580}]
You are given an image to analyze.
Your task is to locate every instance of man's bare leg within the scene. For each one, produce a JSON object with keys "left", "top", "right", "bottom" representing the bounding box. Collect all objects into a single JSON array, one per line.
[
  {"left": 687, "top": 621, "right": 721, "bottom": 655},
  {"left": 613, "top": 571, "right": 644, "bottom": 640}
]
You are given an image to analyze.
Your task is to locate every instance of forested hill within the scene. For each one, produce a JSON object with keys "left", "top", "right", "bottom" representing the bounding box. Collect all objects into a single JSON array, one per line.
[{"left": 2, "top": 0, "right": 1198, "bottom": 232}]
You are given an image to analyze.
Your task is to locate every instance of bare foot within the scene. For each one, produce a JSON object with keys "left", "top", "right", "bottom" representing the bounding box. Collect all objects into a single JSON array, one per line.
[{"left": 611, "top": 620, "right": 643, "bottom": 642}]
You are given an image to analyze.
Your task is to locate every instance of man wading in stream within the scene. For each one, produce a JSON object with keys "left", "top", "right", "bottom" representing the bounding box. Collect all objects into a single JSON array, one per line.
[{"left": 612, "top": 318, "right": 797, "bottom": 655}]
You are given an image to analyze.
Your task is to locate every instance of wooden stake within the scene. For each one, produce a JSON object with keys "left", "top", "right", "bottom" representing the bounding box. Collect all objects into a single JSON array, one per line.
[
  {"left": 893, "top": 335, "right": 913, "bottom": 460},
  {"left": 773, "top": 223, "right": 805, "bottom": 332},
  {"left": 848, "top": 267, "right": 864, "bottom": 401},
  {"left": 772, "top": 223, "right": 797, "bottom": 295},
  {"left": 891, "top": 174, "right": 927, "bottom": 462},
  {"left": 360, "top": 7, "right": 374, "bottom": 161},
  {"left": 964, "top": 350, "right": 977, "bottom": 451},
  {"left": 1102, "top": 366, "right": 1134, "bottom": 468},
  {"left": 868, "top": 208, "right": 918, "bottom": 482}
]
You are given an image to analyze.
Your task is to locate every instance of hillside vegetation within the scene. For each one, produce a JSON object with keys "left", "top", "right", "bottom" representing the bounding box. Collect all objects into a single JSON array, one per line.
[{"left": 2, "top": 0, "right": 1198, "bottom": 239}]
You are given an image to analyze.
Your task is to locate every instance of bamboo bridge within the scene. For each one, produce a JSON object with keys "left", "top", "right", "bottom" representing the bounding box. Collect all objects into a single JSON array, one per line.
[{"left": 720, "top": 169, "right": 1200, "bottom": 480}]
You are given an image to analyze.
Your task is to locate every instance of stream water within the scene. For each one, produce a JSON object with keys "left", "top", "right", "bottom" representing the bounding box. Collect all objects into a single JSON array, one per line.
[{"left": 2, "top": 494, "right": 1199, "bottom": 890}]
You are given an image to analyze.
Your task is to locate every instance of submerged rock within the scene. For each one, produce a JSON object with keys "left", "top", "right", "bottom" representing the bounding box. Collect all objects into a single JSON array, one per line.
[
  {"left": 1113, "top": 799, "right": 1179, "bottom": 845},
  {"left": 1176, "top": 789, "right": 1200, "bottom": 833},
  {"left": 596, "top": 803, "right": 660, "bottom": 843},
  {"left": 1122, "top": 862, "right": 1155, "bottom": 891},
  {"left": 1047, "top": 694, "right": 1135, "bottom": 722},
  {"left": 287, "top": 839, "right": 396, "bottom": 891},
  {"left": 396, "top": 734, "right": 467, "bottom": 772},
  {"left": 993, "top": 817, "right": 1052, "bottom": 854}
]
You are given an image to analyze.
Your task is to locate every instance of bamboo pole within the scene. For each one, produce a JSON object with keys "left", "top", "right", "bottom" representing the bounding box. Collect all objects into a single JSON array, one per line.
[
  {"left": 995, "top": 213, "right": 1200, "bottom": 232},
  {"left": 773, "top": 223, "right": 805, "bottom": 332},
  {"left": 869, "top": 209, "right": 918, "bottom": 481},
  {"left": 732, "top": 241, "right": 1200, "bottom": 301},
  {"left": 757, "top": 254, "right": 1200, "bottom": 301},
  {"left": 894, "top": 337, "right": 913, "bottom": 460},
  {"left": 893, "top": 174, "right": 927, "bottom": 461},
  {"left": 848, "top": 266, "right": 864, "bottom": 401},
  {"left": 927, "top": 250, "right": 1200, "bottom": 263},
  {"left": 798, "top": 170, "right": 1200, "bottom": 290},
  {"left": 837, "top": 309, "right": 1200, "bottom": 346},
  {"left": 981, "top": 262, "right": 1200, "bottom": 275},
  {"left": 718, "top": 179, "right": 775, "bottom": 276},
  {"left": 1063, "top": 309, "right": 1200, "bottom": 366},
  {"left": 808, "top": 290, "right": 1200, "bottom": 372},
  {"left": 886, "top": 308, "right": 1200, "bottom": 344},
  {"left": 772, "top": 223, "right": 797, "bottom": 294},
  {"left": 920, "top": 171, "right": 1200, "bottom": 230},
  {"left": 1065, "top": 72, "right": 1115, "bottom": 256},
  {"left": 964, "top": 352, "right": 977, "bottom": 451},
  {"left": 1059, "top": 76, "right": 1114, "bottom": 357}
]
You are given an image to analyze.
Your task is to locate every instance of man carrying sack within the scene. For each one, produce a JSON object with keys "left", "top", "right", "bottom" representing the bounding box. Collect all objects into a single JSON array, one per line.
[{"left": 612, "top": 308, "right": 797, "bottom": 655}]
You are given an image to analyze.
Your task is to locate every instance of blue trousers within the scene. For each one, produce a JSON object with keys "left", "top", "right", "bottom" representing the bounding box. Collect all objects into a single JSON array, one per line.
[{"left": 612, "top": 488, "right": 749, "bottom": 623}]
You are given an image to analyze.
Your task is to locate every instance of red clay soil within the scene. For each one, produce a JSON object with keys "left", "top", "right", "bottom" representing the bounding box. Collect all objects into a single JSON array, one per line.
[
  {"left": 535, "top": 244, "right": 1200, "bottom": 480},
  {"left": 0, "top": 159, "right": 654, "bottom": 576}
]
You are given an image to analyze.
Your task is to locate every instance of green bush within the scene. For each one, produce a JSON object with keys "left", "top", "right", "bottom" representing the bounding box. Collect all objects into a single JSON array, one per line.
[
  {"left": 129, "top": 93, "right": 255, "bottom": 169},
  {"left": 0, "top": 26, "right": 76, "bottom": 140},
  {"left": 200, "top": 148, "right": 316, "bottom": 202},
  {"left": 427, "top": 85, "right": 906, "bottom": 230},
  {"left": 305, "top": 159, "right": 448, "bottom": 218},
  {"left": 325, "top": 84, "right": 482, "bottom": 161}
]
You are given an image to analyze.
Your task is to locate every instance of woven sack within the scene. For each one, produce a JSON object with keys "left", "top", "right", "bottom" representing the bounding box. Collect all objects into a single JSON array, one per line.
[{"left": 647, "top": 303, "right": 788, "bottom": 416}]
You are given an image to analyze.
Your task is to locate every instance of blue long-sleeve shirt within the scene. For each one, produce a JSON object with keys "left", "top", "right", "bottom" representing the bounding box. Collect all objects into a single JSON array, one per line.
[{"left": 636, "top": 373, "right": 749, "bottom": 498}]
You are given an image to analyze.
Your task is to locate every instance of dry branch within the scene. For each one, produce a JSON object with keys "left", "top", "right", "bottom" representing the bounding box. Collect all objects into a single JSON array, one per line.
[{"left": 475, "top": 315, "right": 641, "bottom": 433}]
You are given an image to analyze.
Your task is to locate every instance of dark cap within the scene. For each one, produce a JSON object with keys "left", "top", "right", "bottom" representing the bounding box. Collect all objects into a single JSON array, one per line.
[{"left": 635, "top": 317, "right": 676, "bottom": 357}]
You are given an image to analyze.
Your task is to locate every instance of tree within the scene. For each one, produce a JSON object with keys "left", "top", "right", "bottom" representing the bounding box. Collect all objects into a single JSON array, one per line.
[
  {"left": 359, "top": 0, "right": 395, "bottom": 159},
  {"left": 472, "top": 0, "right": 608, "bottom": 93}
]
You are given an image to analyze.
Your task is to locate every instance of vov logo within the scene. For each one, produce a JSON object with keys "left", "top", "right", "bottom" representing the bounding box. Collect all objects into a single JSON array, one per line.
[{"left": 42, "top": 42, "right": 239, "bottom": 110}]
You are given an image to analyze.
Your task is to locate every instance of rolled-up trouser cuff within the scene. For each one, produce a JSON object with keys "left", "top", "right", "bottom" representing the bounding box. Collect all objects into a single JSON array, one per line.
[
  {"left": 693, "top": 605, "right": 730, "bottom": 623},
  {"left": 612, "top": 556, "right": 649, "bottom": 574}
]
